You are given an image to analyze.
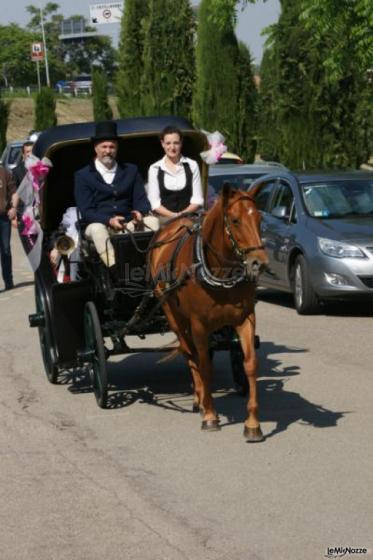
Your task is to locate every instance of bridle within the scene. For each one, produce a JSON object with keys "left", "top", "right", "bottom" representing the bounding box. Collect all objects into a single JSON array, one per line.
[{"left": 223, "top": 195, "right": 265, "bottom": 262}]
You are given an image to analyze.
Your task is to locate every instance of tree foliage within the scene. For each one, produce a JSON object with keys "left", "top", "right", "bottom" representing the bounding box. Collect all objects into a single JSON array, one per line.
[
  {"left": 300, "top": 0, "right": 373, "bottom": 81},
  {"left": 0, "top": 91, "right": 10, "bottom": 153},
  {"left": 0, "top": 24, "right": 40, "bottom": 86},
  {"left": 259, "top": 0, "right": 372, "bottom": 168},
  {"left": 26, "top": 3, "right": 116, "bottom": 82},
  {"left": 208, "top": 0, "right": 258, "bottom": 27},
  {"left": 234, "top": 42, "right": 258, "bottom": 162},
  {"left": 211, "top": 0, "right": 372, "bottom": 80},
  {"left": 34, "top": 87, "right": 57, "bottom": 130},
  {"left": 140, "top": 0, "right": 195, "bottom": 118},
  {"left": 92, "top": 67, "right": 113, "bottom": 122},
  {"left": 193, "top": 0, "right": 257, "bottom": 158},
  {"left": 116, "top": 0, "right": 148, "bottom": 117},
  {"left": 193, "top": 0, "right": 238, "bottom": 146}
]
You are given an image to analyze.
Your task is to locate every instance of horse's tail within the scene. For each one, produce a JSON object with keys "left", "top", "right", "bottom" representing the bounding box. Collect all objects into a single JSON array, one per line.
[{"left": 157, "top": 343, "right": 181, "bottom": 364}]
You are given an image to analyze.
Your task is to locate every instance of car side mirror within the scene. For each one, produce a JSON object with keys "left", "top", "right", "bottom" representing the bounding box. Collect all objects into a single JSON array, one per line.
[{"left": 271, "top": 206, "right": 288, "bottom": 219}]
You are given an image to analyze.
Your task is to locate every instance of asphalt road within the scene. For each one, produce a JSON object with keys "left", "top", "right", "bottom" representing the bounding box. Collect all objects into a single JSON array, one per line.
[{"left": 1, "top": 233, "right": 372, "bottom": 560}]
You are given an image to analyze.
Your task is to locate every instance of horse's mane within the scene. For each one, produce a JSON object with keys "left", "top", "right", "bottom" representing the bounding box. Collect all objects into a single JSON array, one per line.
[{"left": 202, "top": 185, "right": 244, "bottom": 243}]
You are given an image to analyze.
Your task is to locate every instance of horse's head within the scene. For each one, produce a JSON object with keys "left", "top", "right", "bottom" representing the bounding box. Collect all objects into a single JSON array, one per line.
[{"left": 219, "top": 182, "right": 269, "bottom": 282}]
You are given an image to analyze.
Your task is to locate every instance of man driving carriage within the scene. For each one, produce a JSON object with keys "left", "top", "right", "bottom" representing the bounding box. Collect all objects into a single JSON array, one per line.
[{"left": 74, "top": 121, "right": 158, "bottom": 273}]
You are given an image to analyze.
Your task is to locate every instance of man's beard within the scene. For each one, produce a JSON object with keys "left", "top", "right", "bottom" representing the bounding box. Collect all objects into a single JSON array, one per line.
[{"left": 101, "top": 155, "right": 115, "bottom": 168}]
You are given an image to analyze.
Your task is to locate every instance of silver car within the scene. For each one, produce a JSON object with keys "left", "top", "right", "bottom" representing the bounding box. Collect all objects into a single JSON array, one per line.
[
  {"left": 0, "top": 140, "right": 24, "bottom": 170},
  {"left": 247, "top": 171, "right": 373, "bottom": 314},
  {"left": 207, "top": 162, "right": 287, "bottom": 207}
]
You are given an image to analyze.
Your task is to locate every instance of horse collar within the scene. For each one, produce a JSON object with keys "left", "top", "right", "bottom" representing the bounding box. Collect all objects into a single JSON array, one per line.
[{"left": 194, "top": 233, "right": 250, "bottom": 289}]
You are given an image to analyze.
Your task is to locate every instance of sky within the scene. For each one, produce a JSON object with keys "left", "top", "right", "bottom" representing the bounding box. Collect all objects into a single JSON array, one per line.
[{"left": 1, "top": 0, "right": 281, "bottom": 63}]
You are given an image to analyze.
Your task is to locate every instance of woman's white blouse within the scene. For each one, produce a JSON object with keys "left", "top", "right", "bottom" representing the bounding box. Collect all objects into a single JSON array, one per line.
[{"left": 147, "top": 155, "right": 204, "bottom": 211}]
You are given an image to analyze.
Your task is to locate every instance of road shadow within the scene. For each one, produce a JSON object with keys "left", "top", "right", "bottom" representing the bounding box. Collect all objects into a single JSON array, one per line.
[
  {"left": 257, "top": 288, "right": 373, "bottom": 317},
  {"left": 66, "top": 339, "right": 345, "bottom": 438},
  {"left": 0, "top": 281, "right": 34, "bottom": 293}
]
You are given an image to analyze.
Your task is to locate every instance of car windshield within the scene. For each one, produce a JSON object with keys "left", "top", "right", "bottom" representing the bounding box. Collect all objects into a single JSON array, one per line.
[
  {"left": 209, "top": 173, "right": 260, "bottom": 193},
  {"left": 302, "top": 180, "right": 373, "bottom": 218}
]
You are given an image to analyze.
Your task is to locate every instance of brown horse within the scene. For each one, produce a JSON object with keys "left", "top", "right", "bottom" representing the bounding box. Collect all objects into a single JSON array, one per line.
[{"left": 148, "top": 183, "right": 268, "bottom": 441}]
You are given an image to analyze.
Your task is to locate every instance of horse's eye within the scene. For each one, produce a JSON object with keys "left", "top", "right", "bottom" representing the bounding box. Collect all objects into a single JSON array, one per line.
[{"left": 232, "top": 218, "right": 240, "bottom": 226}]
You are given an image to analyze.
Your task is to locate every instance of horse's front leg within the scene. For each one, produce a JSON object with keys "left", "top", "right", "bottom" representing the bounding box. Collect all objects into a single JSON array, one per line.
[
  {"left": 190, "top": 319, "right": 220, "bottom": 431},
  {"left": 236, "top": 314, "right": 264, "bottom": 442}
]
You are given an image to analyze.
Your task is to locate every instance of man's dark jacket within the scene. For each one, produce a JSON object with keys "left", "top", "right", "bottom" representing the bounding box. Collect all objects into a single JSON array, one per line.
[
  {"left": 12, "top": 160, "right": 27, "bottom": 187},
  {"left": 74, "top": 161, "right": 150, "bottom": 225}
]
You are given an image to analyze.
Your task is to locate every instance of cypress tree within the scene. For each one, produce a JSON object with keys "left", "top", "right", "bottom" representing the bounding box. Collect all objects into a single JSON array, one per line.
[
  {"left": 141, "top": 0, "right": 195, "bottom": 118},
  {"left": 34, "top": 87, "right": 57, "bottom": 131},
  {"left": 92, "top": 67, "right": 113, "bottom": 122},
  {"left": 257, "top": 47, "right": 281, "bottom": 162},
  {"left": 116, "top": 0, "right": 148, "bottom": 117},
  {"left": 0, "top": 92, "right": 10, "bottom": 154},
  {"left": 235, "top": 42, "right": 258, "bottom": 162},
  {"left": 260, "top": 0, "right": 372, "bottom": 169},
  {"left": 193, "top": 0, "right": 239, "bottom": 152}
]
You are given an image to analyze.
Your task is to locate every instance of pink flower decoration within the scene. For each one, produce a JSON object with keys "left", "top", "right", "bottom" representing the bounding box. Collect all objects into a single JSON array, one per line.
[
  {"left": 21, "top": 214, "right": 38, "bottom": 237},
  {"left": 29, "top": 160, "right": 51, "bottom": 192}
]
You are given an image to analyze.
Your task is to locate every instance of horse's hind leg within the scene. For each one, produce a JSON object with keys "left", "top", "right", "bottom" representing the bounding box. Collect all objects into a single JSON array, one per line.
[
  {"left": 236, "top": 314, "right": 264, "bottom": 442},
  {"left": 161, "top": 302, "right": 201, "bottom": 412}
]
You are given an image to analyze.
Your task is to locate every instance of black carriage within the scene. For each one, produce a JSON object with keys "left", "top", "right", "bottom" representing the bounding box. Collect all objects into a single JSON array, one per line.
[{"left": 27, "top": 116, "right": 251, "bottom": 407}]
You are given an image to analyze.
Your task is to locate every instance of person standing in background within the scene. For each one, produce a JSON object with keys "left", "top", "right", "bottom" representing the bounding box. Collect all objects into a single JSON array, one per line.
[
  {"left": 12, "top": 141, "right": 34, "bottom": 188},
  {"left": 0, "top": 165, "right": 16, "bottom": 290}
]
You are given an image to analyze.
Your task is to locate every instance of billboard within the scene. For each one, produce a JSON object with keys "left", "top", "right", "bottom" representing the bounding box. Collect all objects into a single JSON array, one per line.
[
  {"left": 89, "top": 3, "right": 123, "bottom": 24},
  {"left": 31, "top": 42, "right": 44, "bottom": 62}
]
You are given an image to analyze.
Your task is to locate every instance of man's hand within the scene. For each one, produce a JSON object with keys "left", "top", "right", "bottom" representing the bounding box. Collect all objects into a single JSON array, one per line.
[
  {"left": 109, "top": 216, "right": 126, "bottom": 231},
  {"left": 131, "top": 210, "right": 143, "bottom": 223},
  {"left": 7, "top": 207, "right": 16, "bottom": 221}
]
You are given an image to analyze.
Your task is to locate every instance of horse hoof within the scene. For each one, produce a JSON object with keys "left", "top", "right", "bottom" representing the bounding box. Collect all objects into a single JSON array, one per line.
[
  {"left": 192, "top": 403, "right": 200, "bottom": 413},
  {"left": 244, "top": 426, "right": 264, "bottom": 442},
  {"left": 201, "top": 419, "right": 221, "bottom": 432}
]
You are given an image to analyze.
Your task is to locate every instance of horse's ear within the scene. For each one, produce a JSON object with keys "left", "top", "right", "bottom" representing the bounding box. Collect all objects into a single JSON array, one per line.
[
  {"left": 248, "top": 181, "right": 264, "bottom": 200},
  {"left": 222, "top": 182, "right": 235, "bottom": 207}
]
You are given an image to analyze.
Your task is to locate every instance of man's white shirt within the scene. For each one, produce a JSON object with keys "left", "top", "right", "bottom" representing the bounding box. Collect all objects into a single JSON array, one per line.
[{"left": 95, "top": 159, "right": 118, "bottom": 185}]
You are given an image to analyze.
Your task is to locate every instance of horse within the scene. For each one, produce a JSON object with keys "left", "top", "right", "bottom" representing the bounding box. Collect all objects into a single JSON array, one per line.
[{"left": 148, "top": 183, "right": 268, "bottom": 441}]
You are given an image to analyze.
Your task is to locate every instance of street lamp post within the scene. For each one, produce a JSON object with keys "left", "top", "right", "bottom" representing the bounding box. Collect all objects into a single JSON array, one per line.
[{"left": 40, "top": 0, "right": 51, "bottom": 87}]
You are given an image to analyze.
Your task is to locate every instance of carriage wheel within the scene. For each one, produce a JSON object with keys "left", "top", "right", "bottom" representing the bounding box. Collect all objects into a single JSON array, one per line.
[
  {"left": 84, "top": 301, "right": 108, "bottom": 408},
  {"left": 35, "top": 283, "right": 59, "bottom": 384},
  {"left": 230, "top": 344, "right": 249, "bottom": 396}
]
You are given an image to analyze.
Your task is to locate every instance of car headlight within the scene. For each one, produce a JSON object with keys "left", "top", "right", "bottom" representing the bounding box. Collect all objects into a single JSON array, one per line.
[{"left": 318, "top": 237, "right": 365, "bottom": 258}]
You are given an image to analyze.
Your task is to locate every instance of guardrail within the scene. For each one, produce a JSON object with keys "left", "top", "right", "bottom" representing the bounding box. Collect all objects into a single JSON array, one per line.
[{"left": 1, "top": 85, "right": 115, "bottom": 97}]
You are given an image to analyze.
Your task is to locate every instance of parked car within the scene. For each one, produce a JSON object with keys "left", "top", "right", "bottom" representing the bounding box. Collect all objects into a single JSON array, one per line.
[
  {"left": 72, "top": 75, "right": 92, "bottom": 95},
  {"left": 207, "top": 162, "right": 287, "bottom": 207},
  {"left": 247, "top": 170, "right": 373, "bottom": 314},
  {"left": 55, "top": 80, "right": 73, "bottom": 94},
  {"left": 0, "top": 140, "right": 25, "bottom": 170}
]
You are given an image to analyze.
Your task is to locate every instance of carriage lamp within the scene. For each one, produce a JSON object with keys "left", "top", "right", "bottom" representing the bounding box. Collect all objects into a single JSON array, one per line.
[{"left": 318, "top": 237, "right": 365, "bottom": 258}]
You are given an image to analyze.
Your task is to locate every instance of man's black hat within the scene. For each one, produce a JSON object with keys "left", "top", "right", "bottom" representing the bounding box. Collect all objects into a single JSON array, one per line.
[{"left": 92, "top": 120, "right": 119, "bottom": 143}]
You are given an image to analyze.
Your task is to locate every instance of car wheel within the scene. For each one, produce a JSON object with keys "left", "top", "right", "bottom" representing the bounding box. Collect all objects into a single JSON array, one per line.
[{"left": 293, "top": 255, "right": 320, "bottom": 315}]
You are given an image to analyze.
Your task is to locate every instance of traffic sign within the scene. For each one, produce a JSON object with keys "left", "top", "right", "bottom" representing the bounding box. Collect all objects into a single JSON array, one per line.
[
  {"left": 31, "top": 42, "right": 44, "bottom": 62},
  {"left": 89, "top": 2, "right": 123, "bottom": 25}
]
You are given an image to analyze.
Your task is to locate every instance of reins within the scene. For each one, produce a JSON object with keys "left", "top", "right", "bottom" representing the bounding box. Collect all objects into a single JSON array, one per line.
[{"left": 122, "top": 211, "right": 204, "bottom": 254}]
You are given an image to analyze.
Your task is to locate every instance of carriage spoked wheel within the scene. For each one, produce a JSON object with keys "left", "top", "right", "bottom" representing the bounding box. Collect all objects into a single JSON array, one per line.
[
  {"left": 34, "top": 283, "right": 59, "bottom": 384},
  {"left": 84, "top": 301, "right": 108, "bottom": 408},
  {"left": 230, "top": 344, "right": 249, "bottom": 396}
]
